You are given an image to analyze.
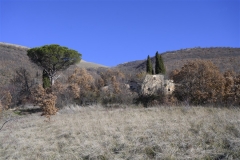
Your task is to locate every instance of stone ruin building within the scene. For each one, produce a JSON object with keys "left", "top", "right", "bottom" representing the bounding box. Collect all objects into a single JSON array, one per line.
[
  {"left": 140, "top": 74, "right": 175, "bottom": 95},
  {"left": 100, "top": 74, "right": 175, "bottom": 96}
]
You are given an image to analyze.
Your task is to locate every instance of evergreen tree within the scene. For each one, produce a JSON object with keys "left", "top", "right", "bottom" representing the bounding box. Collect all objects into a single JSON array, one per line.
[
  {"left": 27, "top": 44, "right": 81, "bottom": 87},
  {"left": 155, "top": 51, "right": 166, "bottom": 74},
  {"left": 155, "top": 51, "right": 161, "bottom": 74},
  {"left": 159, "top": 54, "right": 166, "bottom": 74},
  {"left": 146, "top": 55, "right": 152, "bottom": 74},
  {"left": 42, "top": 69, "right": 51, "bottom": 89},
  {"left": 152, "top": 68, "right": 154, "bottom": 75}
]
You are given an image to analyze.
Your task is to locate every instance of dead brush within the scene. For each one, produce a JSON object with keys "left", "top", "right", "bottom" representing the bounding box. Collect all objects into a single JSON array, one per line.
[{"left": 31, "top": 85, "right": 58, "bottom": 119}]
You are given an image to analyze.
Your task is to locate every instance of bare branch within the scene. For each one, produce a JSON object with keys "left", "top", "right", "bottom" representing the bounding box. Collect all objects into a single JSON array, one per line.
[{"left": 0, "top": 117, "right": 22, "bottom": 132}]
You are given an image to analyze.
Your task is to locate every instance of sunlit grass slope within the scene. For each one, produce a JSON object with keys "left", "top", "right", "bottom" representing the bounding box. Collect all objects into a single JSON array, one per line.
[{"left": 1, "top": 106, "right": 240, "bottom": 159}]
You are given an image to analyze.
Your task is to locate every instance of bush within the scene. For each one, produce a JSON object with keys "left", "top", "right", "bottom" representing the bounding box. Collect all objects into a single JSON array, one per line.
[
  {"left": 67, "top": 68, "right": 100, "bottom": 105},
  {"left": 31, "top": 85, "right": 57, "bottom": 116},
  {"left": 10, "top": 67, "right": 39, "bottom": 107},
  {"left": 134, "top": 94, "right": 160, "bottom": 107},
  {"left": 172, "top": 60, "right": 225, "bottom": 105},
  {"left": 51, "top": 81, "right": 77, "bottom": 108},
  {"left": 223, "top": 71, "right": 240, "bottom": 106}
]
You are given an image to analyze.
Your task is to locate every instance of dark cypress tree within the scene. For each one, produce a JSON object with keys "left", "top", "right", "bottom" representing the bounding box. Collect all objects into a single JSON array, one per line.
[
  {"left": 155, "top": 51, "right": 161, "bottom": 74},
  {"left": 152, "top": 68, "right": 155, "bottom": 75},
  {"left": 146, "top": 55, "right": 152, "bottom": 74},
  {"left": 159, "top": 54, "right": 166, "bottom": 74}
]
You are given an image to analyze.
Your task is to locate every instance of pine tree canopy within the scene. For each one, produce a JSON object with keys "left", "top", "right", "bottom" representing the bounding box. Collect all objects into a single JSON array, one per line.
[{"left": 27, "top": 44, "right": 81, "bottom": 86}]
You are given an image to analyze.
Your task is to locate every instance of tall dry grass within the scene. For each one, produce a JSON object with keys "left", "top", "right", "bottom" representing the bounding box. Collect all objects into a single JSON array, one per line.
[{"left": 1, "top": 105, "right": 240, "bottom": 159}]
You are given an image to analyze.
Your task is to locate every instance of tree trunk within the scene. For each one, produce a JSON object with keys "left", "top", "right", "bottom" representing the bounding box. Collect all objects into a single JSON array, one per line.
[{"left": 42, "top": 69, "right": 51, "bottom": 89}]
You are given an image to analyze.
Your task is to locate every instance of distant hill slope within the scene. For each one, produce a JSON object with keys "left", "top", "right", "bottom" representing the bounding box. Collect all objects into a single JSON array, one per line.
[
  {"left": 0, "top": 42, "right": 107, "bottom": 87},
  {"left": 1, "top": 43, "right": 239, "bottom": 87},
  {"left": 116, "top": 47, "right": 240, "bottom": 75},
  {"left": 0, "top": 42, "right": 38, "bottom": 87},
  {"left": 76, "top": 60, "right": 108, "bottom": 68}
]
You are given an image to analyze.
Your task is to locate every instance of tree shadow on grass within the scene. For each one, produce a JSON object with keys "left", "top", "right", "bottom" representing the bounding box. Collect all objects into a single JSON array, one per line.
[
  {"left": 134, "top": 94, "right": 161, "bottom": 108},
  {"left": 15, "top": 107, "right": 42, "bottom": 115}
]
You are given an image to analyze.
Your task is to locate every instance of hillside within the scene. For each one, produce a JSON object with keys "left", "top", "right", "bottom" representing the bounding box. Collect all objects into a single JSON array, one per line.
[
  {"left": 0, "top": 43, "right": 39, "bottom": 87},
  {"left": 0, "top": 42, "right": 107, "bottom": 87},
  {"left": 116, "top": 47, "right": 240, "bottom": 75},
  {"left": 76, "top": 60, "right": 108, "bottom": 68},
  {"left": 1, "top": 43, "right": 240, "bottom": 87}
]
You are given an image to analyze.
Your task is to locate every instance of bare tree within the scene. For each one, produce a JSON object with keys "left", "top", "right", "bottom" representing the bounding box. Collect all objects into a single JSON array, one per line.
[{"left": 10, "top": 67, "right": 36, "bottom": 105}]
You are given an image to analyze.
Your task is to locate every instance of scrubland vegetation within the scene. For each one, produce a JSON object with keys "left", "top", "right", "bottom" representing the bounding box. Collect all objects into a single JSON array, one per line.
[
  {"left": 1, "top": 43, "right": 240, "bottom": 159},
  {"left": 2, "top": 59, "right": 239, "bottom": 113},
  {"left": 1, "top": 106, "right": 240, "bottom": 159}
]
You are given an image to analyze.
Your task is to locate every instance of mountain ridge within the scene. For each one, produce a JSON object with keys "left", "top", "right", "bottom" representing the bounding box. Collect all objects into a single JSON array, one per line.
[{"left": 116, "top": 47, "right": 240, "bottom": 75}]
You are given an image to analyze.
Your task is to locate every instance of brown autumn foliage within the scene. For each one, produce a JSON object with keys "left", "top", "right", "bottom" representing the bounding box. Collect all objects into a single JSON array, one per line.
[
  {"left": 51, "top": 81, "right": 71, "bottom": 107},
  {"left": 100, "top": 69, "right": 125, "bottom": 86},
  {"left": 31, "top": 85, "right": 57, "bottom": 116},
  {"left": 223, "top": 71, "right": 240, "bottom": 106},
  {"left": 68, "top": 68, "right": 95, "bottom": 92},
  {"left": 68, "top": 83, "right": 80, "bottom": 99},
  {"left": 98, "top": 69, "right": 138, "bottom": 105},
  {"left": 95, "top": 77, "right": 104, "bottom": 90},
  {"left": 68, "top": 68, "right": 97, "bottom": 104},
  {"left": 52, "top": 81, "right": 65, "bottom": 95},
  {"left": 223, "top": 71, "right": 235, "bottom": 104},
  {"left": 111, "top": 76, "right": 120, "bottom": 94},
  {"left": 172, "top": 60, "right": 225, "bottom": 105}
]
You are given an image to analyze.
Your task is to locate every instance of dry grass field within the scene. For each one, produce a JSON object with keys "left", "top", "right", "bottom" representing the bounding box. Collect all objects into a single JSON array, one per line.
[{"left": 1, "top": 106, "right": 240, "bottom": 160}]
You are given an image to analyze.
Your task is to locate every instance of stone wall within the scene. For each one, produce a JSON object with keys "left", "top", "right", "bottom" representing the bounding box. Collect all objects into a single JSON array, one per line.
[
  {"left": 141, "top": 75, "right": 174, "bottom": 95},
  {"left": 163, "top": 80, "right": 175, "bottom": 95}
]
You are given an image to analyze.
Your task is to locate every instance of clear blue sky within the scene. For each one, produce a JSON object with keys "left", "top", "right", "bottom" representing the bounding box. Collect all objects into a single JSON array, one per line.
[{"left": 0, "top": 0, "right": 239, "bottom": 67}]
